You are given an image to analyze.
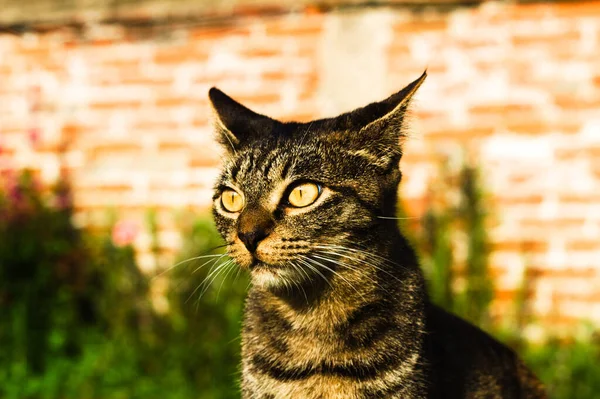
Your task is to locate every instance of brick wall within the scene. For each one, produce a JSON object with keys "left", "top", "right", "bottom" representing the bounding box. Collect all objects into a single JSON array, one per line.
[{"left": 1, "top": 1, "right": 599, "bottom": 334}]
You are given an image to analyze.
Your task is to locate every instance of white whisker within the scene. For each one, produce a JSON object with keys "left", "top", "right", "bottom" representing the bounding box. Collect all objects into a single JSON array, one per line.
[{"left": 153, "top": 253, "right": 225, "bottom": 279}]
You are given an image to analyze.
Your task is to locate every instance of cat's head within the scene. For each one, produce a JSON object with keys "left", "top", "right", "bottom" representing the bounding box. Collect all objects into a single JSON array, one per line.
[{"left": 209, "top": 72, "right": 426, "bottom": 289}]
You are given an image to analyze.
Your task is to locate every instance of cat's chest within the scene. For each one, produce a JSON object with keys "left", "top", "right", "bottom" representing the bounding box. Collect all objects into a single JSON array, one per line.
[
  {"left": 242, "top": 372, "right": 375, "bottom": 399},
  {"left": 241, "top": 364, "right": 419, "bottom": 399},
  {"left": 240, "top": 320, "right": 422, "bottom": 399}
]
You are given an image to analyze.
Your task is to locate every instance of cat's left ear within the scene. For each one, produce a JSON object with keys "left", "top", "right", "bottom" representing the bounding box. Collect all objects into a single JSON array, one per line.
[
  {"left": 342, "top": 71, "right": 427, "bottom": 165},
  {"left": 208, "top": 88, "right": 280, "bottom": 153},
  {"left": 360, "top": 70, "right": 426, "bottom": 137}
]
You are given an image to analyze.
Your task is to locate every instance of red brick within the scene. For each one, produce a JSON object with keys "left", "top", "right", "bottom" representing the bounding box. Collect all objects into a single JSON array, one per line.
[
  {"left": 392, "top": 19, "right": 448, "bottom": 33},
  {"left": 90, "top": 143, "right": 143, "bottom": 158},
  {"left": 425, "top": 127, "right": 496, "bottom": 141},
  {"left": 154, "top": 45, "right": 208, "bottom": 64},
  {"left": 555, "top": 95, "right": 600, "bottom": 110},
  {"left": 556, "top": 146, "right": 600, "bottom": 160},
  {"left": 521, "top": 218, "right": 586, "bottom": 229},
  {"left": 265, "top": 20, "right": 322, "bottom": 36},
  {"left": 189, "top": 26, "right": 251, "bottom": 40},
  {"left": 155, "top": 97, "right": 193, "bottom": 108},
  {"left": 554, "top": 1, "right": 600, "bottom": 17},
  {"left": 566, "top": 241, "right": 600, "bottom": 251},
  {"left": 92, "top": 38, "right": 115, "bottom": 47},
  {"left": 262, "top": 71, "right": 287, "bottom": 81},
  {"left": 559, "top": 193, "right": 600, "bottom": 203},
  {"left": 239, "top": 48, "right": 281, "bottom": 58},
  {"left": 470, "top": 104, "right": 536, "bottom": 115},
  {"left": 134, "top": 120, "right": 180, "bottom": 131},
  {"left": 526, "top": 268, "right": 596, "bottom": 279},
  {"left": 158, "top": 141, "right": 189, "bottom": 152},
  {"left": 495, "top": 195, "right": 544, "bottom": 205},
  {"left": 89, "top": 100, "right": 143, "bottom": 110},
  {"left": 506, "top": 122, "right": 580, "bottom": 135},
  {"left": 493, "top": 239, "right": 548, "bottom": 253},
  {"left": 511, "top": 30, "right": 580, "bottom": 46}
]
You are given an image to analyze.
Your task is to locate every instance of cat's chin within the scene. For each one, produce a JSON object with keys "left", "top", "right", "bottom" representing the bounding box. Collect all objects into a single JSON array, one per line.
[{"left": 249, "top": 262, "right": 297, "bottom": 289}]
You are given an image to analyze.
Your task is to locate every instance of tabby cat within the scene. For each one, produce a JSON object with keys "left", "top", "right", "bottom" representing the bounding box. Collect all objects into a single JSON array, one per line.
[{"left": 208, "top": 72, "right": 547, "bottom": 399}]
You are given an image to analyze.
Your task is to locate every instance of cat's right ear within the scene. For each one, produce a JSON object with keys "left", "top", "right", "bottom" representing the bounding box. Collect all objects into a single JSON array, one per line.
[{"left": 208, "top": 88, "right": 279, "bottom": 153}]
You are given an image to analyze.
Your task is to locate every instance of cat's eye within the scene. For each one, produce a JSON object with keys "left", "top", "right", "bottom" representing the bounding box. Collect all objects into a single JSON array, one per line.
[
  {"left": 287, "top": 182, "right": 321, "bottom": 208},
  {"left": 221, "top": 189, "right": 244, "bottom": 213}
]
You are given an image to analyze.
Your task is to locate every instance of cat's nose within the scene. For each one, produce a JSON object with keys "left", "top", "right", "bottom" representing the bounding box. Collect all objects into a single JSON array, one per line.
[
  {"left": 238, "top": 229, "right": 269, "bottom": 253},
  {"left": 237, "top": 208, "right": 274, "bottom": 253}
]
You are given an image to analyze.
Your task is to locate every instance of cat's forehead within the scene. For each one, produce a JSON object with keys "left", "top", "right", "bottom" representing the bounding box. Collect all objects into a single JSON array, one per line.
[{"left": 223, "top": 141, "right": 316, "bottom": 183}]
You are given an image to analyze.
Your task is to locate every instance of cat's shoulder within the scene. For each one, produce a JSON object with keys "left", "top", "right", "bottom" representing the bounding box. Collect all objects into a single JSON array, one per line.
[{"left": 424, "top": 304, "right": 546, "bottom": 398}]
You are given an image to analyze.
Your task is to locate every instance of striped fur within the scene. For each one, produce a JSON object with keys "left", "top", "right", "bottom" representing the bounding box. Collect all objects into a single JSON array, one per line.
[{"left": 208, "top": 72, "right": 547, "bottom": 398}]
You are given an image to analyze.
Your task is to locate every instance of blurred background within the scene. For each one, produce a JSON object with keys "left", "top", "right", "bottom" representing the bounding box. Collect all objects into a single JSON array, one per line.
[{"left": 1, "top": 0, "right": 599, "bottom": 397}]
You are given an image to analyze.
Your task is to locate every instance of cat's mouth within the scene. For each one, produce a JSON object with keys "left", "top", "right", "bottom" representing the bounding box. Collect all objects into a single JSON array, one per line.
[{"left": 248, "top": 258, "right": 286, "bottom": 272}]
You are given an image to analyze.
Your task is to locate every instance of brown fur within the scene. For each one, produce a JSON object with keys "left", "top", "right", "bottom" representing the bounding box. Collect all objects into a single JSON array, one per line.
[{"left": 208, "top": 72, "right": 547, "bottom": 398}]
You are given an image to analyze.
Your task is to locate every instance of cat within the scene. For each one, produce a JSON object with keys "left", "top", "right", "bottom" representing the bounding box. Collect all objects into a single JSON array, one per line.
[{"left": 208, "top": 71, "right": 547, "bottom": 399}]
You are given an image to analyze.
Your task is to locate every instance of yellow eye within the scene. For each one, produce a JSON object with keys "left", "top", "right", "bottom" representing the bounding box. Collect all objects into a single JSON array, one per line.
[
  {"left": 221, "top": 189, "right": 244, "bottom": 212},
  {"left": 287, "top": 182, "right": 321, "bottom": 208}
]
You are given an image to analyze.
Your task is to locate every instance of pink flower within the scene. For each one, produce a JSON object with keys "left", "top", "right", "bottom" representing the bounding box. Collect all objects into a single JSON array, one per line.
[
  {"left": 112, "top": 220, "right": 139, "bottom": 247},
  {"left": 28, "top": 127, "right": 41, "bottom": 148}
]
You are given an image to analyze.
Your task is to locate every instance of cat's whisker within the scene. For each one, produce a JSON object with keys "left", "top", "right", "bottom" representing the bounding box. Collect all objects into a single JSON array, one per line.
[
  {"left": 186, "top": 257, "right": 232, "bottom": 304},
  {"left": 233, "top": 263, "right": 243, "bottom": 284},
  {"left": 292, "top": 258, "right": 312, "bottom": 285},
  {"left": 314, "top": 245, "right": 404, "bottom": 282},
  {"left": 297, "top": 256, "right": 332, "bottom": 290},
  {"left": 303, "top": 254, "right": 368, "bottom": 301},
  {"left": 192, "top": 253, "right": 228, "bottom": 275},
  {"left": 298, "top": 121, "right": 315, "bottom": 147},
  {"left": 289, "top": 261, "right": 309, "bottom": 304},
  {"left": 312, "top": 252, "right": 393, "bottom": 296},
  {"left": 152, "top": 243, "right": 228, "bottom": 279},
  {"left": 317, "top": 243, "right": 405, "bottom": 270},
  {"left": 215, "top": 261, "right": 238, "bottom": 301},
  {"left": 199, "top": 259, "right": 235, "bottom": 300}
]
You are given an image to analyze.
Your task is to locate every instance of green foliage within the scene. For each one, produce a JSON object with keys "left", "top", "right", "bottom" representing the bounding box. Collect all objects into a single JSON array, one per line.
[
  {"left": 165, "top": 214, "right": 248, "bottom": 399},
  {"left": 525, "top": 335, "right": 600, "bottom": 399},
  {"left": 413, "top": 158, "right": 493, "bottom": 328},
  {"left": 0, "top": 171, "right": 248, "bottom": 398},
  {"left": 405, "top": 158, "right": 600, "bottom": 399},
  {"left": 0, "top": 167, "right": 598, "bottom": 398}
]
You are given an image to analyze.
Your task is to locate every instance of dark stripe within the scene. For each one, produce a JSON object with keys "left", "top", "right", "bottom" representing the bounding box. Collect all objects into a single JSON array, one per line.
[
  {"left": 341, "top": 299, "right": 400, "bottom": 350},
  {"left": 327, "top": 184, "right": 379, "bottom": 216},
  {"left": 361, "top": 376, "right": 415, "bottom": 398},
  {"left": 261, "top": 153, "right": 277, "bottom": 178},
  {"left": 250, "top": 351, "right": 404, "bottom": 382},
  {"left": 280, "top": 158, "right": 292, "bottom": 179},
  {"left": 230, "top": 159, "right": 241, "bottom": 181},
  {"left": 236, "top": 151, "right": 254, "bottom": 181}
]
